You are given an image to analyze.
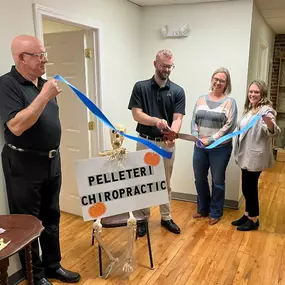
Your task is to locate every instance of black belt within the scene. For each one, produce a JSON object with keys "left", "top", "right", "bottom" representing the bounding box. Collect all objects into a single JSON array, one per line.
[
  {"left": 139, "top": 134, "right": 163, "bottom": 142},
  {"left": 6, "top": 144, "right": 59, "bottom": 159}
]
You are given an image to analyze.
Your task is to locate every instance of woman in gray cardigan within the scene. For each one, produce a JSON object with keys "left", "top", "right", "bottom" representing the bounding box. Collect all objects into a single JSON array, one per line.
[{"left": 232, "top": 80, "right": 280, "bottom": 231}]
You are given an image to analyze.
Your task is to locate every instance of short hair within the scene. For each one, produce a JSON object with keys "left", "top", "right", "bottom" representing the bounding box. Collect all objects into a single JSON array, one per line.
[
  {"left": 156, "top": 49, "right": 173, "bottom": 61},
  {"left": 211, "top": 67, "right": 232, "bottom": 95}
]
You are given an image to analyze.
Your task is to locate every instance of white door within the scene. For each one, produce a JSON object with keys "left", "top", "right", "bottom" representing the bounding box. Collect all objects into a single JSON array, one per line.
[{"left": 44, "top": 30, "right": 92, "bottom": 216}]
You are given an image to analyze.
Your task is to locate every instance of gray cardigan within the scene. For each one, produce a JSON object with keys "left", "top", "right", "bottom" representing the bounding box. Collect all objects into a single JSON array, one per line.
[{"left": 234, "top": 105, "right": 281, "bottom": 172}]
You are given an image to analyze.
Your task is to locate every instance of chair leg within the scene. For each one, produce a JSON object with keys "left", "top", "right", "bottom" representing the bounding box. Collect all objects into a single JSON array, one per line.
[
  {"left": 145, "top": 220, "right": 154, "bottom": 269},
  {"left": 135, "top": 225, "right": 138, "bottom": 240},
  {"left": 98, "top": 245, "right": 103, "bottom": 277},
  {"left": 92, "top": 229, "right": 95, "bottom": 246}
]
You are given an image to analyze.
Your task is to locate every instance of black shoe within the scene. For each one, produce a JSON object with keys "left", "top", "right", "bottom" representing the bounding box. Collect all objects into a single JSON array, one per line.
[
  {"left": 46, "top": 266, "right": 81, "bottom": 283},
  {"left": 35, "top": 278, "right": 53, "bottom": 285},
  {"left": 231, "top": 215, "right": 249, "bottom": 226},
  {"left": 137, "top": 223, "right": 146, "bottom": 237},
  {"left": 161, "top": 219, "right": 180, "bottom": 234},
  {"left": 237, "top": 219, "right": 259, "bottom": 231}
]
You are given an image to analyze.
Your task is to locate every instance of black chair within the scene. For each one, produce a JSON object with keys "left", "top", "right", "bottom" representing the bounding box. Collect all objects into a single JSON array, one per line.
[{"left": 91, "top": 210, "right": 154, "bottom": 276}]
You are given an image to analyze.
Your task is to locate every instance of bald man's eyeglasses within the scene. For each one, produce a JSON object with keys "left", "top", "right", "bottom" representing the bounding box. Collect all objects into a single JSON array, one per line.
[{"left": 22, "top": 52, "right": 48, "bottom": 60}]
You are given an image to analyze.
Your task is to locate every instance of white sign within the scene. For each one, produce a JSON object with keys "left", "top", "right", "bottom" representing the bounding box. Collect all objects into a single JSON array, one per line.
[{"left": 75, "top": 149, "right": 169, "bottom": 221}]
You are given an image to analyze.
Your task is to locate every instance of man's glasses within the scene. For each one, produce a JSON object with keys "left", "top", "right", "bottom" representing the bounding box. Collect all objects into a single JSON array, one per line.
[
  {"left": 158, "top": 62, "right": 175, "bottom": 71},
  {"left": 22, "top": 52, "right": 48, "bottom": 60},
  {"left": 212, "top": 77, "right": 226, "bottom": 84}
]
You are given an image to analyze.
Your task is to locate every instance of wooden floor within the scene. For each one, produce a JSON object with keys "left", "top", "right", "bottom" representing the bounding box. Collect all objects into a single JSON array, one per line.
[{"left": 20, "top": 162, "right": 285, "bottom": 285}]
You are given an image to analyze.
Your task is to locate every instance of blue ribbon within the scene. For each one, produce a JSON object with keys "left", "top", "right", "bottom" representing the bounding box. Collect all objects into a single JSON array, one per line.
[
  {"left": 54, "top": 75, "right": 173, "bottom": 159},
  {"left": 203, "top": 114, "right": 262, "bottom": 149}
]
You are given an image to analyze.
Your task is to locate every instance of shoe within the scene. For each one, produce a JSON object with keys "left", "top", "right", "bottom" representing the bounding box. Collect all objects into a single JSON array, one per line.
[
  {"left": 35, "top": 278, "right": 53, "bottom": 285},
  {"left": 137, "top": 223, "right": 146, "bottom": 237},
  {"left": 237, "top": 219, "right": 259, "bottom": 231},
  {"left": 209, "top": 217, "right": 220, "bottom": 225},
  {"left": 231, "top": 215, "right": 249, "bottom": 226},
  {"left": 161, "top": 219, "right": 180, "bottom": 234},
  {"left": 46, "top": 266, "right": 81, "bottom": 283},
  {"left": 192, "top": 212, "right": 208, "bottom": 219}
]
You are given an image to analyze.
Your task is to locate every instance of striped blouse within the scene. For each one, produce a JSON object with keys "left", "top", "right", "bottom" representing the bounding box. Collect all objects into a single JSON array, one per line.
[{"left": 191, "top": 94, "right": 238, "bottom": 145}]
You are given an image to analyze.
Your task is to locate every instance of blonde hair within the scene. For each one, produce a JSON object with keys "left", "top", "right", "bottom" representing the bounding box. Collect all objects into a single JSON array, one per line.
[
  {"left": 243, "top": 79, "right": 272, "bottom": 114},
  {"left": 156, "top": 49, "right": 173, "bottom": 61},
  {"left": 211, "top": 67, "right": 232, "bottom": 95}
]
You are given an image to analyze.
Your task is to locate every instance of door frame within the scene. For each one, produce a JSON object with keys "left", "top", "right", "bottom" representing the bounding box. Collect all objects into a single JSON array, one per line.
[{"left": 33, "top": 4, "right": 104, "bottom": 157}]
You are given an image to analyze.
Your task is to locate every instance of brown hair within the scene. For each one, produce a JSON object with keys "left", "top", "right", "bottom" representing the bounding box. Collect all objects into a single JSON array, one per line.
[{"left": 243, "top": 79, "right": 272, "bottom": 114}]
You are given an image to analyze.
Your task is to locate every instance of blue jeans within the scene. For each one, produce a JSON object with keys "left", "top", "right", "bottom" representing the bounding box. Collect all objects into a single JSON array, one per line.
[{"left": 193, "top": 144, "right": 232, "bottom": 218}]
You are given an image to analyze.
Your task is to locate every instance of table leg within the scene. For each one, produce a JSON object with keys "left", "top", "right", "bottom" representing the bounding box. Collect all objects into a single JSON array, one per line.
[
  {"left": 0, "top": 257, "right": 9, "bottom": 285},
  {"left": 25, "top": 243, "right": 34, "bottom": 285}
]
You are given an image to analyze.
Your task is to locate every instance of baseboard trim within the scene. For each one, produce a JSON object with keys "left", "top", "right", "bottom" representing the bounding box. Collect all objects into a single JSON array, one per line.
[
  {"left": 172, "top": 192, "right": 243, "bottom": 210},
  {"left": 8, "top": 268, "right": 24, "bottom": 285}
]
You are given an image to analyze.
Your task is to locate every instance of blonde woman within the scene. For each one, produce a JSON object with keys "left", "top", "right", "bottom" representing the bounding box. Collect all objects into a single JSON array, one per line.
[
  {"left": 232, "top": 80, "right": 280, "bottom": 231},
  {"left": 191, "top": 68, "right": 237, "bottom": 225}
]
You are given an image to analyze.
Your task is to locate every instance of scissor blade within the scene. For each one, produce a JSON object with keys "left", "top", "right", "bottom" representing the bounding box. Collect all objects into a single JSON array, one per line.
[{"left": 177, "top": 133, "right": 198, "bottom": 142}]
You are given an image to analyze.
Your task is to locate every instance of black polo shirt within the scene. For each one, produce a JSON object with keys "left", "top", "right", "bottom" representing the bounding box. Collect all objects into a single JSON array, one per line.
[
  {"left": 128, "top": 76, "right": 185, "bottom": 138},
  {"left": 0, "top": 66, "right": 61, "bottom": 151}
]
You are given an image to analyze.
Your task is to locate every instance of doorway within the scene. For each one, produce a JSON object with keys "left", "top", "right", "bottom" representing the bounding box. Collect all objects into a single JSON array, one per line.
[{"left": 33, "top": 5, "right": 103, "bottom": 216}]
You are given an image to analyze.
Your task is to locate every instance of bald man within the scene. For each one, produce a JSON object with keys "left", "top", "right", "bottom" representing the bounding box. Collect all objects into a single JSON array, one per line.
[
  {"left": 128, "top": 49, "right": 186, "bottom": 237},
  {"left": 0, "top": 35, "right": 80, "bottom": 285}
]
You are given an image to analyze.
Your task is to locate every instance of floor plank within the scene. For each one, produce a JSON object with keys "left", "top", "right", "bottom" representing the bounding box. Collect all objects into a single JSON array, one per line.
[{"left": 19, "top": 161, "right": 285, "bottom": 285}]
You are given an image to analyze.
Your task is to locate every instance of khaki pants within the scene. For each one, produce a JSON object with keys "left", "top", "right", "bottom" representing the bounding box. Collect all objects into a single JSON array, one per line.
[{"left": 136, "top": 140, "right": 175, "bottom": 221}]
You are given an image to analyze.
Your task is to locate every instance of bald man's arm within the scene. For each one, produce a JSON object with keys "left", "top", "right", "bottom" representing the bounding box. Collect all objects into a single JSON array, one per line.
[
  {"left": 7, "top": 94, "right": 50, "bottom": 136},
  {"left": 7, "top": 79, "right": 61, "bottom": 136}
]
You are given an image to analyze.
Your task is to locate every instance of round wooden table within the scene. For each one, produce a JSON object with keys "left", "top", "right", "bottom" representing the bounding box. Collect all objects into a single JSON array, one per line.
[{"left": 0, "top": 214, "right": 44, "bottom": 285}]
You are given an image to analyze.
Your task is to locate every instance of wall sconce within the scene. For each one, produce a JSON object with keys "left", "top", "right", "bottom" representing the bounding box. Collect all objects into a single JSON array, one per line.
[{"left": 160, "top": 24, "right": 190, "bottom": 38}]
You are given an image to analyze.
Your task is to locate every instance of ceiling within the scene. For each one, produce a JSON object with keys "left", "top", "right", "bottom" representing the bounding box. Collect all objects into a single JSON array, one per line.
[
  {"left": 256, "top": 0, "right": 285, "bottom": 34},
  {"left": 129, "top": 0, "right": 285, "bottom": 34}
]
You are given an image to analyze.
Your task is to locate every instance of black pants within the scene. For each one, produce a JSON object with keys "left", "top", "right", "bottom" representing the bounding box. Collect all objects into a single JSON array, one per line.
[
  {"left": 241, "top": 169, "right": 262, "bottom": 217},
  {"left": 1, "top": 145, "right": 62, "bottom": 280}
]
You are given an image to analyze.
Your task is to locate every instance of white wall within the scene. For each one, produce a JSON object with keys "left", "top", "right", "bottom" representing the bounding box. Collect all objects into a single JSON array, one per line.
[
  {"left": 0, "top": 0, "right": 142, "bottom": 277},
  {"left": 140, "top": 0, "right": 254, "bottom": 202},
  {"left": 247, "top": 4, "right": 275, "bottom": 86}
]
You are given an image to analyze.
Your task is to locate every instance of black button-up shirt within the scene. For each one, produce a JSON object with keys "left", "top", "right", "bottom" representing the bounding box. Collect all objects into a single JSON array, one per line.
[
  {"left": 0, "top": 66, "right": 61, "bottom": 151},
  {"left": 128, "top": 76, "right": 186, "bottom": 137}
]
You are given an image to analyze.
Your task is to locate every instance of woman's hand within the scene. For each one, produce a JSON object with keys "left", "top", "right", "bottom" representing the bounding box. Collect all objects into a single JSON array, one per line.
[
  {"left": 199, "top": 137, "right": 210, "bottom": 146},
  {"left": 262, "top": 114, "right": 274, "bottom": 133}
]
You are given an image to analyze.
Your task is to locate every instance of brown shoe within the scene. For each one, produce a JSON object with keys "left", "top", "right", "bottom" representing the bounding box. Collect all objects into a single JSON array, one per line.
[
  {"left": 209, "top": 217, "right": 220, "bottom": 225},
  {"left": 192, "top": 212, "right": 208, "bottom": 219}
]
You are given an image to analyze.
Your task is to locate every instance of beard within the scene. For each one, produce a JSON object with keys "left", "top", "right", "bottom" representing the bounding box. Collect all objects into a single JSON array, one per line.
[{"left": 157, "top": 70, "right": 170, "bottom": 80}]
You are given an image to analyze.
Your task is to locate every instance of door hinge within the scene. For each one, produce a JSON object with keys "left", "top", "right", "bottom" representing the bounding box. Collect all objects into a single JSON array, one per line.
[
  {"left": 88, "top": 121, "right": 95, "bottom": 130},
  {"left": 85, "top": 48, "right": 92, "bottom": 59}
]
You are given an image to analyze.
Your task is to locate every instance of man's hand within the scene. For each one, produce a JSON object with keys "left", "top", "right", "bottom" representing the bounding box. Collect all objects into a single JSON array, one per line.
[
  {"left": 164, "top": 140, "right": 175, "bottom": 148},
  {"left": 6, "top": 79, "right": 62, "bottom": 137},
  {"left": 161, "top": 127, "right": 177, "bottom": 148},
  {"left": 156, "top": 119, "right": 169, "bottom": 130},
  {"left": 41, "top": 79, "right": 62, "bottom": 100},
  {"left": 161, "top": 127, "right": 177, "bottom": 141}
]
